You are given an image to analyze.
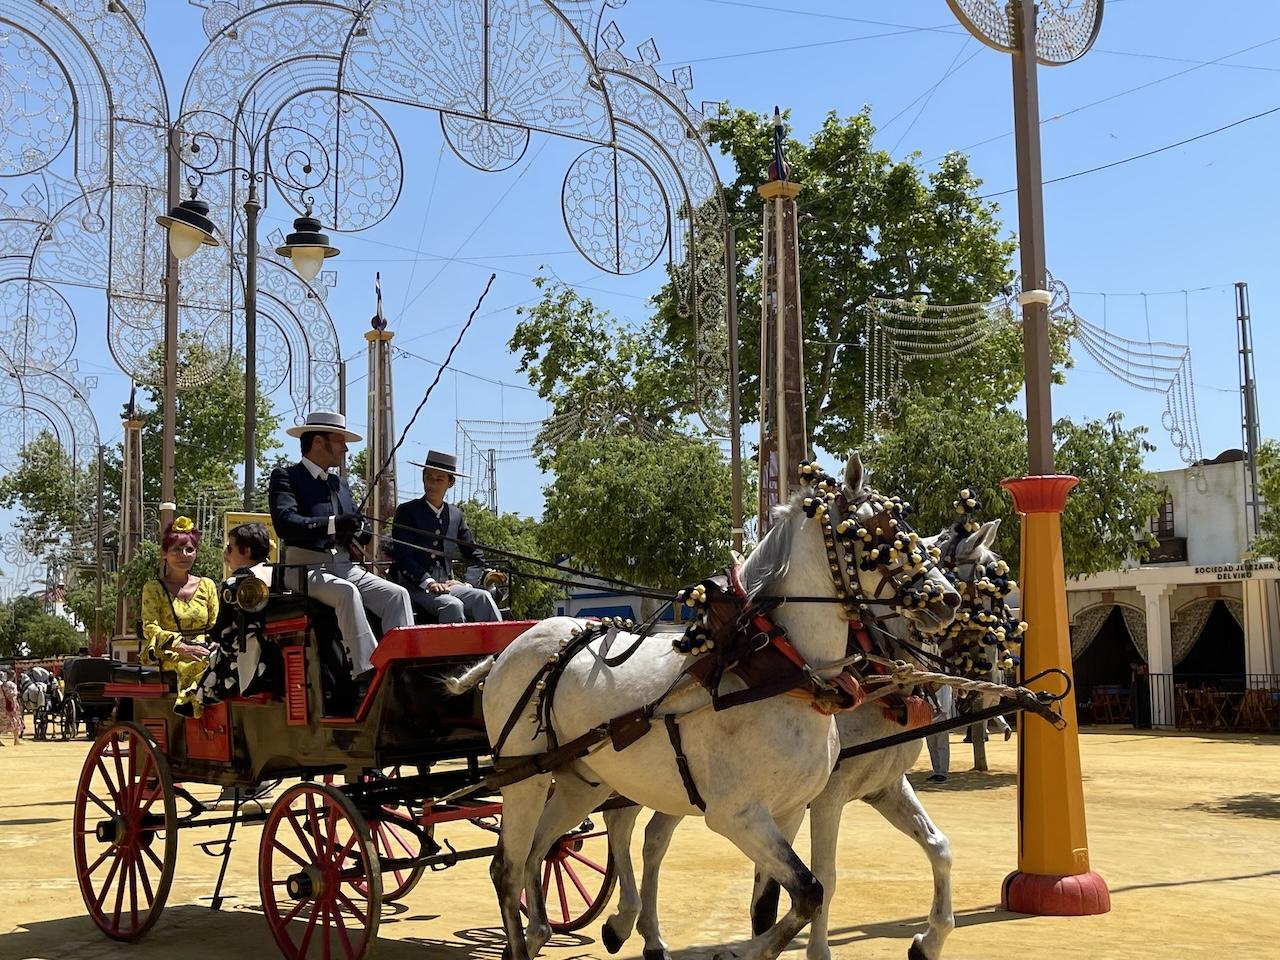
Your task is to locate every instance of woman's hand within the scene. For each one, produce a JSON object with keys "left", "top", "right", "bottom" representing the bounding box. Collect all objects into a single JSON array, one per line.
[{"left": 175, "top": 642, "right": 209, "bottom": 661}]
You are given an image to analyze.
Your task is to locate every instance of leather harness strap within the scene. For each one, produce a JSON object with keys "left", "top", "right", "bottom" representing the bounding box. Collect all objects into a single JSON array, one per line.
[{"left": 664, "top": 714, "right": 706, "bottom": 811}]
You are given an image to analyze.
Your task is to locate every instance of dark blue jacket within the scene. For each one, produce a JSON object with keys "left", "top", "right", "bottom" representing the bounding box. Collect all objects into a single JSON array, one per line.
[
  {"left": 391, "top": 498, "right": 487, "bottom": 587},
  {"left": 268, "top": 462, "right": 370, "bottom": 552}
]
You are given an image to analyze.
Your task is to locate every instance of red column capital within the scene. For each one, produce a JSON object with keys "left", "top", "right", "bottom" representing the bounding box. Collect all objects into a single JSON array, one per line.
[{"left": 1001, "top": 475, "right": 1079, "bottom": 514}]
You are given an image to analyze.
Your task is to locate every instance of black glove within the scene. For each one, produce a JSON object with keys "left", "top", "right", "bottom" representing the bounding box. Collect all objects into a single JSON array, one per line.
[{"left": 335, "top": 512, "right": 363, "bottom": 540}]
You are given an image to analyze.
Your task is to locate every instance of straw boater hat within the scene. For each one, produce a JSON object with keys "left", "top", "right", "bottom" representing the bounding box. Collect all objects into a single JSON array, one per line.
[
  {"left": 285, "top": 411, "right": 362, "bottom": 442},
  {"left": 410, "top": 450, "right": 468, "bottom": 478}
]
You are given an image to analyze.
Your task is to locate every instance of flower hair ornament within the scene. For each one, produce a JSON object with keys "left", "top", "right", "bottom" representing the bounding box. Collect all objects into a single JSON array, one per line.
[{"left": 170, "top": 516, "right": 195, "bottom": 534}]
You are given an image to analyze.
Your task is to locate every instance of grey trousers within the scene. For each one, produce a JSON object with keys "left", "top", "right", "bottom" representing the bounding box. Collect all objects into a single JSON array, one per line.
[
  {"left": 285, "top": 548, "right": 413, "bottom": 675},
  {"left": 925, "top": 683, "right": 954, "bottom": 776},
  {"left": 406, "top": 582, "right": 501, "bottom": 623}
]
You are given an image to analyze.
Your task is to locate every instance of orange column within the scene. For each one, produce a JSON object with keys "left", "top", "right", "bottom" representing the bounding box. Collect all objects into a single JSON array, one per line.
[{"left": 1001, "top": 475, "right": 1110, "bottom": 915}]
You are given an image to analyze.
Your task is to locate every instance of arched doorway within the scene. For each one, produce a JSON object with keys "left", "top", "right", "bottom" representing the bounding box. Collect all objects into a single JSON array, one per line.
[
  {"left": 1175, "top": 599, "right": 1245, "bottom": 690},
  {"left": 1071, "top": 604, "right": 1144, "bottom": 724},
  {"left": 1073, "top": 606, "right": 1142, "bottom": 721}
]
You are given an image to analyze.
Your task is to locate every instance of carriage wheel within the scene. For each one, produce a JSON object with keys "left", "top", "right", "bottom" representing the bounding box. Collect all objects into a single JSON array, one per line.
[
  {"left": 72, "top": 721, "right": 178, "bottom": 941},
  {"left": 62, "top": 698, "right": 79, "bottom": 741},
  {"left": 362, "top": 803, "right": 427, "bottom": 902},
  {"left": 323, "top": 768, "right": 426, "bottom": 902},
  {"left": 260, "top": 782, "right": 382, "bottom": 960},
  {"left": 33, "top": 707, "right": 48, "bottom": 741},
  {"left": 521, "top": 819, "right": 617, "bottom": 933}
]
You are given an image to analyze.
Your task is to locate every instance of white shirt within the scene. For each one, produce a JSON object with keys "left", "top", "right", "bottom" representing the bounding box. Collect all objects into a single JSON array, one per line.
[{"left": 301, "top": 456, "right": 338, "bottom": 536}]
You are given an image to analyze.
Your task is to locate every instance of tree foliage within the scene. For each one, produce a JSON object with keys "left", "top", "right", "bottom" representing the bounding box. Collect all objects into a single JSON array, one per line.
[
  {"left": 0, "top": 595, "right": 84, "bottom": 659},
  {"left": 865, "top": 406, "right": 1163, "bottom": 579},
  {"left": 457, "top": 501, "right": 561, "bottom": 619},
  {"left": 540, "top": 436, "right": 732, "bottom": 590},
  {"left": 1253, "top": 439, "right": 1280, "bottom": 558},
  {"left": 510, "top": 278, "right": 689, "bottom": 459},
  {"left": 651, "top": 107, "right": 1046, "bottom": 455}
]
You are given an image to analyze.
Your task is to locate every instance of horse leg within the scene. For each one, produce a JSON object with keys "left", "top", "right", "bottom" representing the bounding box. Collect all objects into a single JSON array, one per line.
[
  {"left": 864, "top": 777, "right": 954, "bottom": 960},
  {"left": 601, "top": 806, "right": 641, "bottom": 953},
  {"left": 801, "top": 788, "right": 846, "bottom": 960},
  {"left": 521, "top": 774, "right": 613, "bottom": 957},
  {"left": 491, "top": 773, "right": 553, "bottom": 960},
  {"left": 706, "top": 804, "right": 821, "bottom": 960},
  {"left": 634, "top": 812, "right": 682, "bottom": 960},
  {"left": 748, "top": 804, "right": 807, "bottom": 935}
]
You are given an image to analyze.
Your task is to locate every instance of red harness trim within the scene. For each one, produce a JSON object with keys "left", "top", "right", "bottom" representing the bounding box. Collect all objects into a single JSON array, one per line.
[{"left": 728, "top": 564, "right": 811, "bottom": 673}]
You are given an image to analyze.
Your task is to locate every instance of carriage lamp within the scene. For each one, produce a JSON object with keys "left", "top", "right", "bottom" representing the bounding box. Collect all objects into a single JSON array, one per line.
[
  {"left": 223, "top": 572, "right": 270, "bottom": 614},
  {"left": 275, "top": 204, "right": 339, "bottom": 281},
  {"left": 156, "top": 189, "right": 220, "bottom": 261}
]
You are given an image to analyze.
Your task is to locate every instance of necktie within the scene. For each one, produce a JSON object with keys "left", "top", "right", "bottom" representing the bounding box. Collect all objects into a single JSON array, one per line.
[
  {"left": 326, "top": 474, "right": 341, "bottom": 493},
  {"left": 326, "top": 473, "right": 341, "bottom": 520}
]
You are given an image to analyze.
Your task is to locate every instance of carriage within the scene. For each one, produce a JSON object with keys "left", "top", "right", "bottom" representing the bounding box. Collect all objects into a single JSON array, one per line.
[{"left": 73, "top": 580, "right": 618, "bottom": 959}]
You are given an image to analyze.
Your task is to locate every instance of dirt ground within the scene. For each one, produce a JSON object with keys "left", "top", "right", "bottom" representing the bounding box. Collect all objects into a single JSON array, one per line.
[{"left": 1, "top": 727, "right": 1277, "bottom": 960}]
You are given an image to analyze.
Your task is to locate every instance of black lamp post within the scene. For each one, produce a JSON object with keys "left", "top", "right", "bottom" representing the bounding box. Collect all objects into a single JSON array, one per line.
[{"left": 156, "top": 115, "right": 340, "bottom": 511}]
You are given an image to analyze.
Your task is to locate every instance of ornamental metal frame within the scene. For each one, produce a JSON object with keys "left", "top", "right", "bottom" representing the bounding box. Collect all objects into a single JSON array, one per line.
[
  {"left": 183, "top": 0, "right": 730, "bottom": 431},
  {"left": 0, "top": 1, "right": 342, "bottom": 408}
]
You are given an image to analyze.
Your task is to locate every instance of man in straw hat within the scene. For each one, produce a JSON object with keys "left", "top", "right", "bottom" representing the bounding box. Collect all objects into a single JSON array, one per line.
[
  {"left": 268, "top": 411, "right": 413, "bottom": 688},
  {"left": 391, "top": 451, "right": 505, "bottom": 623}
]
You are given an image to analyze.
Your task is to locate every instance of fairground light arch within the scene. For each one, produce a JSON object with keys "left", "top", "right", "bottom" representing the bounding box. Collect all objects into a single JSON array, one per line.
[{"left": 180, "top": 0, "right": 730, "bottom": 433}]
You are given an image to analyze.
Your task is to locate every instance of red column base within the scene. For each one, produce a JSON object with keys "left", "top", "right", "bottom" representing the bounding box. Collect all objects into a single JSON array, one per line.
[{"left": 1002, "top": 869, "right": 1111, "bottom": 916}]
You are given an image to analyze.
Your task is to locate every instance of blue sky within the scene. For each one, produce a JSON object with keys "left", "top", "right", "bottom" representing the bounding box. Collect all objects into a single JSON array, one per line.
[{"left": 9, "top": 0, "right": 1280, "bottom": 552}]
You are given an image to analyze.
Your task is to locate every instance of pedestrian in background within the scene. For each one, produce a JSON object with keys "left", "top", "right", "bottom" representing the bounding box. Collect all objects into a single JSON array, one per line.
[{"left": 925, "top": 682, "right": 953, "bottom": 783}]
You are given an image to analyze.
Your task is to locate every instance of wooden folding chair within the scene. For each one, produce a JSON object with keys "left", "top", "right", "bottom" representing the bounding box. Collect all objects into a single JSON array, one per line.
[{"left": 1238, "top": 690, "right": 1269, "bottom": 732}]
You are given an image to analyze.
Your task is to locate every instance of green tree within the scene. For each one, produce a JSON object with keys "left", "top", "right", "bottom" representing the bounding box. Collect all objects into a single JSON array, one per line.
[
  {"left": 865, "top": 406, "right": 1163, "bottom": 579},
  {"left": 64, "top": 577, "right": 118, "bottom": 651},
  {"left": 17, "top": 611, "right": 83, "bottom": 659},
  {"left": 540, "top": 435, "right": 732, "bottom": 590},
  {"left": 458, "top": 501, "right": 561, "bottom": 619},
  {"left": 1253, "top": 439, "right": 1280, "bottom": 557},
  {"left": 135, "top": 342, "right": 283, "bottom": 510},
  {"left": 0, "top": 432, "right": 99, "bottom": 562},
  {"left": 510, "top": 278, "right": 690, "bottom": 459},
  {"left": 653, "top": 107, "right": 1076, "bottom": 455}
]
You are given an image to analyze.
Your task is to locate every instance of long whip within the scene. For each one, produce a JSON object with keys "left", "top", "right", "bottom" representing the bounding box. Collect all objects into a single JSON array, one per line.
[{"left": 358, "top": 272, "right": 497, "bottom": 514}]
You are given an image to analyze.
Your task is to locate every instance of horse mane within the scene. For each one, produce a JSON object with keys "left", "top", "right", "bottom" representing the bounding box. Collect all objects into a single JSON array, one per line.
[{"left": 738, "top": 492, "right": 805, "bottom": 599}]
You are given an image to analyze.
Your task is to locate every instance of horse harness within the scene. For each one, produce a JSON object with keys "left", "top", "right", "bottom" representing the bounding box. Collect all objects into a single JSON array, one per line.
[{"left": 486, "top": 469, "right": 950, "bottom": 807}]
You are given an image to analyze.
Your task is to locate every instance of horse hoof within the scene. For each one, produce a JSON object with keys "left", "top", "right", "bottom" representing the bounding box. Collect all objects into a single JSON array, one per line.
[
  {"left": 907, "top": 938, "right": 931, "bottom": 960},
  {"left": 602, "top": 922, "right": 624, "bottom": 954},
  {"left": 644, "top": 950, "right": 674, "bottom": 960}
]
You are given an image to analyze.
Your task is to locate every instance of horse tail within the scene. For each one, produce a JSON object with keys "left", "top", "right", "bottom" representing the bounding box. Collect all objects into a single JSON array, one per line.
[{"left": 443, "top": 656, "right": 495, "bottom": 696}]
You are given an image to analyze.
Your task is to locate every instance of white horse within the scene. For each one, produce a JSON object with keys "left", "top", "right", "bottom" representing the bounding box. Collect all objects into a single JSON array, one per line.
[
  {"left": 475, "top": 455, "right": 960, "bottom": 960},
  {"left": 18, "top": 666, "right": 52, "bottom": 714},
  {"left": 598, "top": 518, "right": 1012, "bottom": 960}
]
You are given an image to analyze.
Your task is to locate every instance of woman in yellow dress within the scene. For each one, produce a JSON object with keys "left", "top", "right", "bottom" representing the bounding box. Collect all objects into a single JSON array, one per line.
[{"left": 139, "top": 516, "right": 218, "bottom": 716}]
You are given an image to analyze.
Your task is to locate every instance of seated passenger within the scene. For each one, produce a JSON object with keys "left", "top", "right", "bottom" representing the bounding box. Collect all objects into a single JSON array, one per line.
[
  {"left": 391, "top": 451, "right": 506, "bottom": 623},
  {"left": 189, "top": 522, "right": 279, "bottom": 709},
  {"left": 139, "top": 517, "right": 218, "bottom": 716},
  {"left": 268, "top": 411, "right": 413, "bottom": 692}
]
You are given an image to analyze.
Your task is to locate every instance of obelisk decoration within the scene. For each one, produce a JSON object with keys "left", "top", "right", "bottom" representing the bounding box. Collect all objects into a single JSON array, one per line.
[
  {"left": 118, "top": 383, "right": 145, "bottom": 635},
  {"left": 757, "top": 107, "right": 807, "bottom": 534},
  {"left": 365, "top": 274, "right": 397, "bottom": 559}
]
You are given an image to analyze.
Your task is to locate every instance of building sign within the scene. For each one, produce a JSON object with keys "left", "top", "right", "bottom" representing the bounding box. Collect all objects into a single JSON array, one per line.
[{"left": 1193, "top": 561, "right": 1277, "bottom": 581}]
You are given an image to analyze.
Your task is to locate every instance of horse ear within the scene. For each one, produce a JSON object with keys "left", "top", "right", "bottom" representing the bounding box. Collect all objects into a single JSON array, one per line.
[
  {"left": 843, "top": 452, "right": 865, "bottom": 493},
  {"left": 980, "top": 518, "right": 1001, "bottom": 549}
]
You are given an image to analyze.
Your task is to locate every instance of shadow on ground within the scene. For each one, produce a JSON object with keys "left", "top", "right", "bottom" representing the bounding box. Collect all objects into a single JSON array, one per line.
[
  {"left": 5, "top": 906, "right": 596, "bottom": 960},
  {"left": 908, "top": 770, "right": 1016, "bottom": 792},
  {"left": 1185, "top": 793, "right": 1280, "bottom": 820}
]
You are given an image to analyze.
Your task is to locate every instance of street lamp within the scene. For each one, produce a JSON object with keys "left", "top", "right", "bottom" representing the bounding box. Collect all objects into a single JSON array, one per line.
[
  {"left": 946, "top": 0, "right": 1108, "bottom": 917},
  {"left": 156, "top": 111, "right": 340, "bottom": 511}
]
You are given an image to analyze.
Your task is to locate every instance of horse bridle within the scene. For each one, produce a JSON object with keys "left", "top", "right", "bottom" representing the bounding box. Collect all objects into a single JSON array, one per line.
[{"left": 794, "top": 464, "right": 952, "bottom": 625}]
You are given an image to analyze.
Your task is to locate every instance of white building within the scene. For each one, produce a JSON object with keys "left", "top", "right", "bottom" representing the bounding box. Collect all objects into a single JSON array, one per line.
[{"left": 1067, "top": 450, "right": 1280, "bottom": 726}]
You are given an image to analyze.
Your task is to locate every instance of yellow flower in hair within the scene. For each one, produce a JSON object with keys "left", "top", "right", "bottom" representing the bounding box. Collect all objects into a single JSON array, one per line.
[{"left": 171, "top": 516, "right": 194, "bottom": 533}]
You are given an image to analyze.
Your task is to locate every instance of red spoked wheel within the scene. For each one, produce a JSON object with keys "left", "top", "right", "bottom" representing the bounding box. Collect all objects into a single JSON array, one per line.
[
  {"left": 72, "top": 721, "right": 178, "bottom": 941},
  {"left": 521, "top": 818, "right": 616, "bottom": 933},
  {"left": 323, "top": 768, "right": 426, "bottom": 902},
  {"left": 362, "top": 804, "right": 427, "bottom": 901},
  {"left": 260, "top": 782, "right": 382, "bottom": 960}
]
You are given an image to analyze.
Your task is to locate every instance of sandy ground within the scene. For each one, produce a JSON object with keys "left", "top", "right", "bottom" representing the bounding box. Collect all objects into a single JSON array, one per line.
[{"left": 1, "top": 727, "right": 1277, "bottom": 960}]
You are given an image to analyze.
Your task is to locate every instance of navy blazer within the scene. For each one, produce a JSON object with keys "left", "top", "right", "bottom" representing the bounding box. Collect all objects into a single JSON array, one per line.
[
  {"left": 391, "top": 498, "right": 487, "bottom": 586},
  {"left": 268, "top": 462, "right": 370, "bottom": 553}
]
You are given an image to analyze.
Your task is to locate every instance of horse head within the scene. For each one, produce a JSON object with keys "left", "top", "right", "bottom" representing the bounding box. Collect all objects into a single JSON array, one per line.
[
  {"left": 741, "top": 454, "right": 960, "bottom": 668},
  {"left": 927, "top": 517, "right": 1026, "bottom": 713}
]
